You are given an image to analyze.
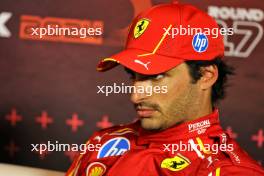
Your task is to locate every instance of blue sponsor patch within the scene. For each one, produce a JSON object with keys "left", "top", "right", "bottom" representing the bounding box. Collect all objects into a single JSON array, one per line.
[
  {"left": 192, "top": 33, "right": 209, "bottom": 53},
  {"left": 97, "top": 137, "right": 130, "bottom": 159}
]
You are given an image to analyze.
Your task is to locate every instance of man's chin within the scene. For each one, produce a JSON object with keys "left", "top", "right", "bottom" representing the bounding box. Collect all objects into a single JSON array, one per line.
[{"left": 140, "top": 118, "right": 162, "bottom": 131}]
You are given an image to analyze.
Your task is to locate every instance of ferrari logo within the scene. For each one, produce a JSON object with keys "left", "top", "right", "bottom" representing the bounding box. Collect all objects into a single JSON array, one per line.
[
  {"left": 161, "top": 155, "right": 190, "bottom": 172},
  {"left": 134, "top": 19, "right": 150, "bottom": 38}
]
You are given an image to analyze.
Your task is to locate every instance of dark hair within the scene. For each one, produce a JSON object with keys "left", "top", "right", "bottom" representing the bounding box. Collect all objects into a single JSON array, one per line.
[{"left": 185, "top": 58, "right": 234, "bottom": 105}]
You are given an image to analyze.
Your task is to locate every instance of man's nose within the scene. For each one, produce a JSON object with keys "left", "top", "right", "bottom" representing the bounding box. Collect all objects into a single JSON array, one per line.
[{"left": 130, "top": 80, "right": 151, "bottom": 104}]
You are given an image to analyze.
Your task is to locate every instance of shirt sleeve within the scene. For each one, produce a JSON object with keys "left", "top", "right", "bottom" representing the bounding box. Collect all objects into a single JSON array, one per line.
[{"left": 207, "top": 165, "right": 264, "bottom": 176}]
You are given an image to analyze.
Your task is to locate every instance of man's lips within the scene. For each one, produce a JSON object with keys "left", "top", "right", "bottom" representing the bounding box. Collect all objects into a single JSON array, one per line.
[{"left": 136, "top": 108, "right": 156, "bottom": 118}]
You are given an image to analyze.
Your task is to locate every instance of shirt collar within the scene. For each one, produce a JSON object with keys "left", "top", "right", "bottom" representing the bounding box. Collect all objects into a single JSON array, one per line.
[{"left": 136, "top": 109, "right": 222, "bottom": 145}]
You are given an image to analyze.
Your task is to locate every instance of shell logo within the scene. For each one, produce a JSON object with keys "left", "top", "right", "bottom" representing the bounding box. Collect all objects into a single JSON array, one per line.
[{"left": 86, "top": 162, "right": 106, "bottom": 176}]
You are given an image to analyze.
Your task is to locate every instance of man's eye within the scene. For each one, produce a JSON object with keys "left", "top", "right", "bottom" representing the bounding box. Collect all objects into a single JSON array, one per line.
[{"left": 154, "top": 74, "right": 165, "bottom": 80}]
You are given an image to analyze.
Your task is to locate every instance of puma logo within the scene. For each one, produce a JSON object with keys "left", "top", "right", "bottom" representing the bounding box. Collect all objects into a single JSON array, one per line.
[{"left": 134, "top": 59, "right": 151, "bottom": 70}]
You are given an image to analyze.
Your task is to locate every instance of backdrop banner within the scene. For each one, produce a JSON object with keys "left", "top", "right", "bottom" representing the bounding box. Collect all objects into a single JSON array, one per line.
[{"left": 0, "top": 0, "right": 263, "bottom": 171}]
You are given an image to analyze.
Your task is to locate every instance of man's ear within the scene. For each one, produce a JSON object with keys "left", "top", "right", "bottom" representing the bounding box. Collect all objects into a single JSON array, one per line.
[{"left": 199, "top": 65, "right": 218, "bottom": 90}]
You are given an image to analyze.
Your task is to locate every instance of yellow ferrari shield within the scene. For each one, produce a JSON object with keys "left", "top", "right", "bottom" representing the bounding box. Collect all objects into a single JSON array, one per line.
[
  {"left": 161, "top": 155, "right": 190, "bottom": 172},
  {"left": 134, "top": 19, "right": 150, "bottom": 38}
]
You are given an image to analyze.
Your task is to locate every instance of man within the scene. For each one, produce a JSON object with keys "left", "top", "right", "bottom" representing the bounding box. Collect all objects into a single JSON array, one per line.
[{"left": 66, "top": 1, "right": 264, "bottom": 176}]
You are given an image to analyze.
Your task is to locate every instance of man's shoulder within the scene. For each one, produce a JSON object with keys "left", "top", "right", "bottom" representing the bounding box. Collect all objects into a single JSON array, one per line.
[
  {"left": 204, "top": 138, "right": 264, "bottom": 175},
  {"left": 86, "top": 120, "right": 140, "bottom": 144},
  {"left": 96, "top": 120, "right": 139, "bottom": 135}
]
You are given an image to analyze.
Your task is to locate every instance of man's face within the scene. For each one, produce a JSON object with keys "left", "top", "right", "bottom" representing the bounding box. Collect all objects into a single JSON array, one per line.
[{"left": 128, "top": 63, "right": 201, "bottom": 131}]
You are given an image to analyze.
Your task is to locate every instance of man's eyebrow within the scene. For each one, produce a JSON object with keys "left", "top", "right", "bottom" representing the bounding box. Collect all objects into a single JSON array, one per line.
[
  {"left": 124, "top": 67, "right": 168, "bottom": 77},
  {"left": 124, "top": 67, "right": 169, "bottom": 81}
]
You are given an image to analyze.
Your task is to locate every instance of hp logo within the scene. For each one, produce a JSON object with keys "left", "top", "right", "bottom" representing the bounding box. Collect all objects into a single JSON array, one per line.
[
  {"left": 192, "top": 33, "right": 209, "bottom": 53},
  {"left": 97, "top": 137, "right": 130, "bottom": 159}
]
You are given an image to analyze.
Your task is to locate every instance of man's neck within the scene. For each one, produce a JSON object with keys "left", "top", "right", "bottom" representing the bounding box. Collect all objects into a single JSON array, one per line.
[{"left": 186, "top": 99, "right": 213, "bottom": 123}]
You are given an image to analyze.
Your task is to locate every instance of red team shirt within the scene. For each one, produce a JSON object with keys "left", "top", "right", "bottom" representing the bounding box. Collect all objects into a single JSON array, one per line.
[{"left": 66, "top": 109, "right": 264, "bottom": 176}]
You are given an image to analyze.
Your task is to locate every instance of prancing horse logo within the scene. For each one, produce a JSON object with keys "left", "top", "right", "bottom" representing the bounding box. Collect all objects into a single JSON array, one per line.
[{"left": 134, "top": 19, "right": 150, "bottom": 38}]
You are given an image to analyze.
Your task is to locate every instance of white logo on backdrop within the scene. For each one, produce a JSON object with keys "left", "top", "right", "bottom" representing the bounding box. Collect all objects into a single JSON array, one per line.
[
  {"left": 208, "top": 6, "right": 264, "bottom": 58},
  {"left": 0, "top": 12, "right": 12, "bottom": 38}
]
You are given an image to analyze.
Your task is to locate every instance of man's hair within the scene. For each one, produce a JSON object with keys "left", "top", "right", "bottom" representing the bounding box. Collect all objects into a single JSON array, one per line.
[{"left": 185, "top": 58, "right": 234, "bottom": 105}]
